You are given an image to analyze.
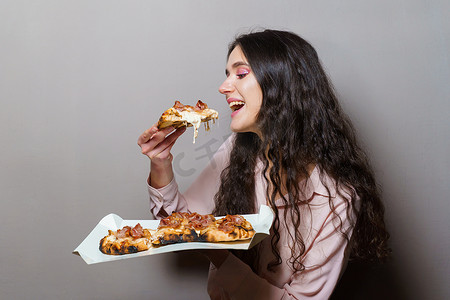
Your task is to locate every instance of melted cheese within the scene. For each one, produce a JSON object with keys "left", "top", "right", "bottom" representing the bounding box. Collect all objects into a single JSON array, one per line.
[{"left": 179, "top": 110, "right": 203, "bottom": 143}]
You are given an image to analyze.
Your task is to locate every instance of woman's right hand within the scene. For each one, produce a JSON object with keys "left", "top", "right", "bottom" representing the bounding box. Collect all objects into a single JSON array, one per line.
[{"left": 137, "top": 124, "right": 186, "bottom": 188}]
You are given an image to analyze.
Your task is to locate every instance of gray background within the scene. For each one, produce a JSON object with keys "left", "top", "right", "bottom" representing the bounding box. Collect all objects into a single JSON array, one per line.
[{"left": 1, "top": 1, "right": 448, "bottom": 299}]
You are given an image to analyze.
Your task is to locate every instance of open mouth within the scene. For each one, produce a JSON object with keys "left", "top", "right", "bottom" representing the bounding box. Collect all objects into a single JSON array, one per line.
[{"left": 229, "top": 100, "right": 245, "bottom": 112}]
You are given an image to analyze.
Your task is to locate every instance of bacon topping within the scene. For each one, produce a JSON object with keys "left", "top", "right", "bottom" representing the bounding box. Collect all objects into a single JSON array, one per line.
[
  {"left": 172, "top": 212, "right": 190, "bottom": 219},
  {"left": 158, "top": 211, "right": 216, "bottom": 230},
  {"left": 116, "top": 226, "right": 131, "bottom": 238},
  {"left": 158, "top": 215, "right": 182, "bottom": 229},
  {"left": 173, "top": 101, "right": 186, "bottom": 111},
  {"left": 187, "top": 213, "right": 215, "bottom": 229},
  {"left": 130, "top": 223, "right": 144, "bottom": 238},
  {"left": 218, "top": 223, "right": 234, "bottom": 234},
  {"left": 194, "top": 100, "right": 208, "bottom": 111},
  {"left": 217, "top": 215, "right": 246, "bottom": 233},
  {"left": 172, "top": 100, "right": 208, "bottom": 112},
  {"left": 229, "top": 215, "right": 245, "bottom": 224}
]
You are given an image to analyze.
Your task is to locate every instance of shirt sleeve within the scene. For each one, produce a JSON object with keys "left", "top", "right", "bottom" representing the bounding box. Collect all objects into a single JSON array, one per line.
[
  {"left": 209, "top": 192, "right": 355, "bottom": 300},
  {"left": 147, "top": 136, "right": 233, "bottom": 218},
  {"left": 148, "top": 178, "right": 188, "bottom": 218}
]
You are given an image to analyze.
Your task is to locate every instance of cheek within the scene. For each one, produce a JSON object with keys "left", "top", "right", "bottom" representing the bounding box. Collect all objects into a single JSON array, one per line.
[
  {"left": 251, "top": 87, "right": 263, "bottom": 111},
  {"left": 243, "top": 82, "right": 263, "bottom": 107}
]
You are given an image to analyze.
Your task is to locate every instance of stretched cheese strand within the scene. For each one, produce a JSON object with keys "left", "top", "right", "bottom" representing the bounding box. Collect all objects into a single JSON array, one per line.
[{"left": 179, "top": 110, "right": 203, "bottom": 143}]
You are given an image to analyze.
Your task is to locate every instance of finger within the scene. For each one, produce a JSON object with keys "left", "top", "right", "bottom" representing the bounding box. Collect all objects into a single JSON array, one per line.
[
  {"left": 148, "top": 126, "right": 176, "bottom": 146},
  {"left": 138, "top": 125, "right": 158, "bottom": 145},
  {"left": 147, "top": 138, "right": 174, "bottom": 160},
  {"left": 168, "top": 126, "right": 187, "bottom": 140},
  {"left": 155, "top": 138, "right": 177, "bottom": 160},
  {"left": 146, "top": 127, "right": 185, "bottom": 159},
  {"left": 139, "top": 125, "right": 174, "bottom": 146},
  {"left": 149, "top": 125, "right": 184, "bottom": 147}
]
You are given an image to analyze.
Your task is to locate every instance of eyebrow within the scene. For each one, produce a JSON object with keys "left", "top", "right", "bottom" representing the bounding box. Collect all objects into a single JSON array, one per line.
[{"left": 225, "top": 61, "right": 250, "bottom": 76}]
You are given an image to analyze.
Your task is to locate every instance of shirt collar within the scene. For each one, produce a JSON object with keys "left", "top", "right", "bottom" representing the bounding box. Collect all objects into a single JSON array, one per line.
[{"left": 305, "top": 166, "right": 337, "bottom": 199}]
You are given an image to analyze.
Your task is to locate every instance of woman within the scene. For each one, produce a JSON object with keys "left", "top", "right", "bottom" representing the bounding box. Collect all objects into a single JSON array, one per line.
[{"left": 138, "top": 29, "right": 390, "bottom": 299}]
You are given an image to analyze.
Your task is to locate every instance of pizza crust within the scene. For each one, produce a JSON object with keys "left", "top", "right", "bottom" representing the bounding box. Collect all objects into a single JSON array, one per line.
[
  {"left": 199, "top": 225, "right": 255, "bottom": 242},
  {"left": 99, "top": 234, "right": 151, "bottom": 255},
  {"left": 151, "top": 227, "right": 200, "bottom": 245}
]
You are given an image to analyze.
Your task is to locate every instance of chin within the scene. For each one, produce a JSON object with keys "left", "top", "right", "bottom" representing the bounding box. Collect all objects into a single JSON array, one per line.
[
  {"left": 230, "top": 125, "right": 258, "bottom": 135},
  {"left": 229, "top": 126, "right": 241, "bottom": 133},
  {"left": 230, "top": 122, "right": 245, "bottom": 133},
  {"left": 230, "top": 119, "right": 260, "bottom": 135}
]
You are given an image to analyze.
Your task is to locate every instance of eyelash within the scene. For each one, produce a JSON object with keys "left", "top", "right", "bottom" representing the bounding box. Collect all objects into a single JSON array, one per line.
[{"left": 236, "top": 71, "right": 249, "bottom": 79}]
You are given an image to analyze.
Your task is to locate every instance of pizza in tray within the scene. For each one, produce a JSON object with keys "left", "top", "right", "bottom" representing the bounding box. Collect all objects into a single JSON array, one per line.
[
  {"left": 99, "top": 212, "right": 255, "bottom": 255},
  {"left": 200, "top": 214, "right": 255, "bottom": 243},
  {"left": 157, "top": 100, "right": 218, "bottom": 143},
  {"left": 99, "top": 223, "right": 155, "bottom": 255},
  {"left": 152, "top": 212, "right": 255, "bottom": 245}
]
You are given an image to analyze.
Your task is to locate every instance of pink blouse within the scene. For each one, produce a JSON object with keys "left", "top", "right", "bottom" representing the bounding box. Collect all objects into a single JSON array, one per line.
[{"left": 148, "top": 136, "right": 357, "bottom": 299}]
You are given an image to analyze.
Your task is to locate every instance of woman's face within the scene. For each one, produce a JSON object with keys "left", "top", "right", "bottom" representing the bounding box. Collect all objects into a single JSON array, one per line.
[{"left": 219, "top": 46, "right": 263, "bottom": 135}]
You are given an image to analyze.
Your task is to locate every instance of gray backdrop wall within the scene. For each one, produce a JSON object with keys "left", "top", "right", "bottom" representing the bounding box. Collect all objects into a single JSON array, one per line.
[{"left": 1, "top": 1, "right": 448, "bottom": 299}]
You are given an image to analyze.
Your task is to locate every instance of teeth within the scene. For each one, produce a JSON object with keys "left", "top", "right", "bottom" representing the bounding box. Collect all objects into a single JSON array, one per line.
[{"left": 228, "top": 101, "right": 245, "bottom": 108}]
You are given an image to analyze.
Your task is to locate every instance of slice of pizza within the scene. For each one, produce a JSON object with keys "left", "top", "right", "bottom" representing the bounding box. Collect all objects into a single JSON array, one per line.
[
  {"left": 151, "top": 212, "right": 255, "bottom": 245},
  {"left": 157, "top": 100, "right": 218, "bottom": 143},
  {"left": 99, "top": 223, "right": 154, "bottom": 255},
  {"left": 200, "top": 214, "right": 256, "bottom": 242},
  {"left": 151, "top": 212, "right": 216, "bottom": 245}
]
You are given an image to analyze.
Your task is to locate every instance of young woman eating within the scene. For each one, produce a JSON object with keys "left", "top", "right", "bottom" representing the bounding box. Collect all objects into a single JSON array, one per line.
[{"left": 138, "top": 29, "right": 390, "bottom": 299}]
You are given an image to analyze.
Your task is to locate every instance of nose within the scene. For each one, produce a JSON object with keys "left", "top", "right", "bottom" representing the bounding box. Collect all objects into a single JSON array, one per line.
[{"left": 219, "top": 77, "right": 233, "bottom": 95}]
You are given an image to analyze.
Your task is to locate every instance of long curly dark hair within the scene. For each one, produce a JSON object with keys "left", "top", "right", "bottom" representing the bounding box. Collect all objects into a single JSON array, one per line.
[{"left": 213, "top": 29, "right": 390, "bottom": 272}]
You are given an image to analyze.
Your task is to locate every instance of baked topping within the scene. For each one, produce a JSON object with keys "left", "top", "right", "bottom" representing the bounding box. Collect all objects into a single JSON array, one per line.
[
  {"left": 130, "top": 223, "right": 144, "bottom": 238},
  {"left": 187, "top": 213, "right": 215, "bottom": 230},
  {"left": 158, "top": 216, "right": 182, "bottom": 229},
  {"left": 116, "top": 226, "right": 131, "bottom": 238},
  {"left": 194, "top": 100, "right": 208, "bottom": 111},
  {"left": 173, "top": 100, "right": 209, "bottom": 112}
]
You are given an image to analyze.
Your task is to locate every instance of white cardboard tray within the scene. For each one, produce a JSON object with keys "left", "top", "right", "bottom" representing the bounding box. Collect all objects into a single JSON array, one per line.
[{"left": 73, "top": 205, "right": 273, "bottom": 265}]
